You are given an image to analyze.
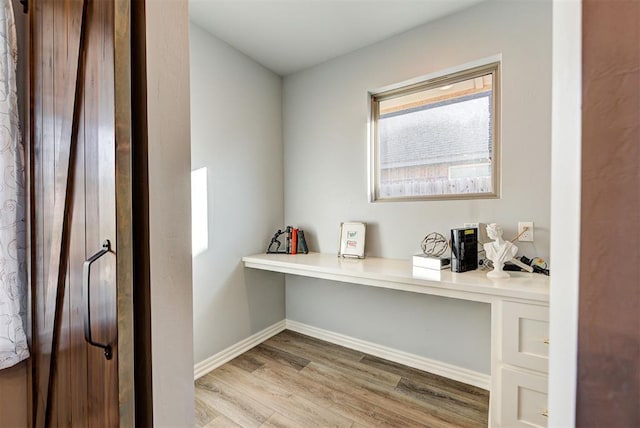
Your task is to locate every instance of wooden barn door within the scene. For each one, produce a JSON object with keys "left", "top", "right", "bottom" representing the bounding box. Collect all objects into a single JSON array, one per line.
[{"left": 29, "top": 0, "right": 134, "bottom": 426}]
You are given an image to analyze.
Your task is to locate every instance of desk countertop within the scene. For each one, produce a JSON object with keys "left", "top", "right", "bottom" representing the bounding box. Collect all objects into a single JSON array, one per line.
[{"left": 242, "top": 252, "right": 550, "bottom": 304}]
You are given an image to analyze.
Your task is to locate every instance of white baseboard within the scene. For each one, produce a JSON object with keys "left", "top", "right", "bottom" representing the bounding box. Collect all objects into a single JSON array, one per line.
[
  {"left": 193, "top": 320, "right": 286, "bottom": 380},
  {"left": 285, "top": 320, "right": 491, "bottom": 390},
  {"left": 193, "top": 318, "right": 490, "bottom": 390}
]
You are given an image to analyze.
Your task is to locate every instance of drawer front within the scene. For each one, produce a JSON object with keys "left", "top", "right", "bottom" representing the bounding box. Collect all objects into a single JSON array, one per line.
[
  {"left": 502, "top": 301, "right": 549, "bottom": 372},
  {"left": 501, "top": 367, "right": 549, "bottom": 427}
]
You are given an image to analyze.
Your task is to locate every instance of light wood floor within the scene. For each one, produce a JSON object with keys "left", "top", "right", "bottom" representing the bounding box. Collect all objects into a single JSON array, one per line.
[{"left": 194, "top": 330, "right": 489, "bottom": 428}]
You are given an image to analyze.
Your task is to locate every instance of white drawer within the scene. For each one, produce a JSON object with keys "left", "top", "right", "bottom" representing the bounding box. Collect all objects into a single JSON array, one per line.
[
  {"left": 501, "top": 367, "right": 549, "bottom": 427},
  {"left": 502, "top": 301, "right": 549, "bottom": 372}
]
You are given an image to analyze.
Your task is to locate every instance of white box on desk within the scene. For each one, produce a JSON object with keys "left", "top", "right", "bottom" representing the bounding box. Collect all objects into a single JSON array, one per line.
[
  {"left": 412, "top": 265, "right": 449, "bottom": 280},
  {"left": 413, "top": 254, "right": 451, "bottom": 270}
]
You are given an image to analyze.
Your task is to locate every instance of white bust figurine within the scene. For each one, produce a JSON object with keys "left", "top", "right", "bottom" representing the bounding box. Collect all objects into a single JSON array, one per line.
[{"left": 484, "top": 223, "right": 518, "bottom": 278}]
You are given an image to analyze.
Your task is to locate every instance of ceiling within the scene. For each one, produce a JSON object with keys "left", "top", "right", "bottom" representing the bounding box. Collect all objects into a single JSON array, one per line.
[{"left": 189, "top": 0, "right": 486, "bottom": 76}]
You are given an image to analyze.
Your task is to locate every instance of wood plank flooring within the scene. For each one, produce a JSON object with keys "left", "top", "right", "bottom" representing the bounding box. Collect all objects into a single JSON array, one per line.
[{"left": 194, "top": 330, "right": 489, "bottom": 427}]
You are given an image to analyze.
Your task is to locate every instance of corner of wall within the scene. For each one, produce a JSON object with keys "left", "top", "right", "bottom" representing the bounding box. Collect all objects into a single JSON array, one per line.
[{"left": 189, "top": 22, "right": 286, "bottom": 367}]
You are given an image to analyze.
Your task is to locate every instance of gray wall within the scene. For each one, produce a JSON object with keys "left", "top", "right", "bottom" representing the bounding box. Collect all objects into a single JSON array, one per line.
[
  {"left": 283, "top": 1, "right": 552, "bottom": 375},
  {"left": 286, "top": 277, "right": 491, "bottom": 373},
  {"left": 190, "top": 24, "right": 285, "bottom": 365},
  {"left": 145, "top": 1, "right": 195, "bottom": 425}
]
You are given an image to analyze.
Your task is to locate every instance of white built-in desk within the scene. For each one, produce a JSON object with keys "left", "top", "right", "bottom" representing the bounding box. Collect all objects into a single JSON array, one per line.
[
  {"left": 242, "top": 252, "right": 551, "bottom": 427},
  {"left": 242, "top": 252, "right": 549, "bottom": 304}
]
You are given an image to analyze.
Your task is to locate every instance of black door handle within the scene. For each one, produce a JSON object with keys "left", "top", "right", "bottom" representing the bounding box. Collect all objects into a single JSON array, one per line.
[{"left": 83, "top": 240, "right": 113, "bottom": 360}]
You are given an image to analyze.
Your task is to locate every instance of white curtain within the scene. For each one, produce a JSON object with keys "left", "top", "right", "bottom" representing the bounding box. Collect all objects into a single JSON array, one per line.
[{"left": 0, "top": 0, "right": 28, "bottom": 370}]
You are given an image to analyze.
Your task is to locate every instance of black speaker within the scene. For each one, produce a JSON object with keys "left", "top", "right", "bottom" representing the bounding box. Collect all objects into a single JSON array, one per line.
[{"left": 451, "top": 228, "right": 478, "bottom": 273}]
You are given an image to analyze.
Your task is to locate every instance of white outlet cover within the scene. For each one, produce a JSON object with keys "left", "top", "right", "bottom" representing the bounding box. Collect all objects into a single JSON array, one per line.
[{"left": 518, "top": 222, "right": 534, "bottom": 242}]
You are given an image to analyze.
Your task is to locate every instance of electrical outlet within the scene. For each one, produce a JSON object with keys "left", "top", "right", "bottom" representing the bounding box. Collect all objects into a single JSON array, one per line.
[{"left": 518, "top": 221, "right": 534, "bottom": 242}]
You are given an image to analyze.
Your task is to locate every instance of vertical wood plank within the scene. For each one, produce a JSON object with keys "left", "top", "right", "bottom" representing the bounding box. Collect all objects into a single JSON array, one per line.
[
  {"left": 113, "top": 0, "right": 136, "bottom": 425},
  {"left": 40, "top": 1, "right": 86, "bottom": 422},
  {"left": 130, "top": 1, "right": 153, "bottom": 425},
  {"left": 69, "top": 96, "right": 88, "bottom": 427},
  {"left": 84, "top": 1, "right": 118, "bottom": 425},
  {"left": 32, "top": 0, "right": 55, "bottom": 422},
  {"left": 83, "top": 1, "right": 101, "bottom": 424}
]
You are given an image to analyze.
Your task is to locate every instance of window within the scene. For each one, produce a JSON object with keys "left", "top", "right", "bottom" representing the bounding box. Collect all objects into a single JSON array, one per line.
[{"left": 369, "top": 61, "right": 500, "bottom": 201}]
